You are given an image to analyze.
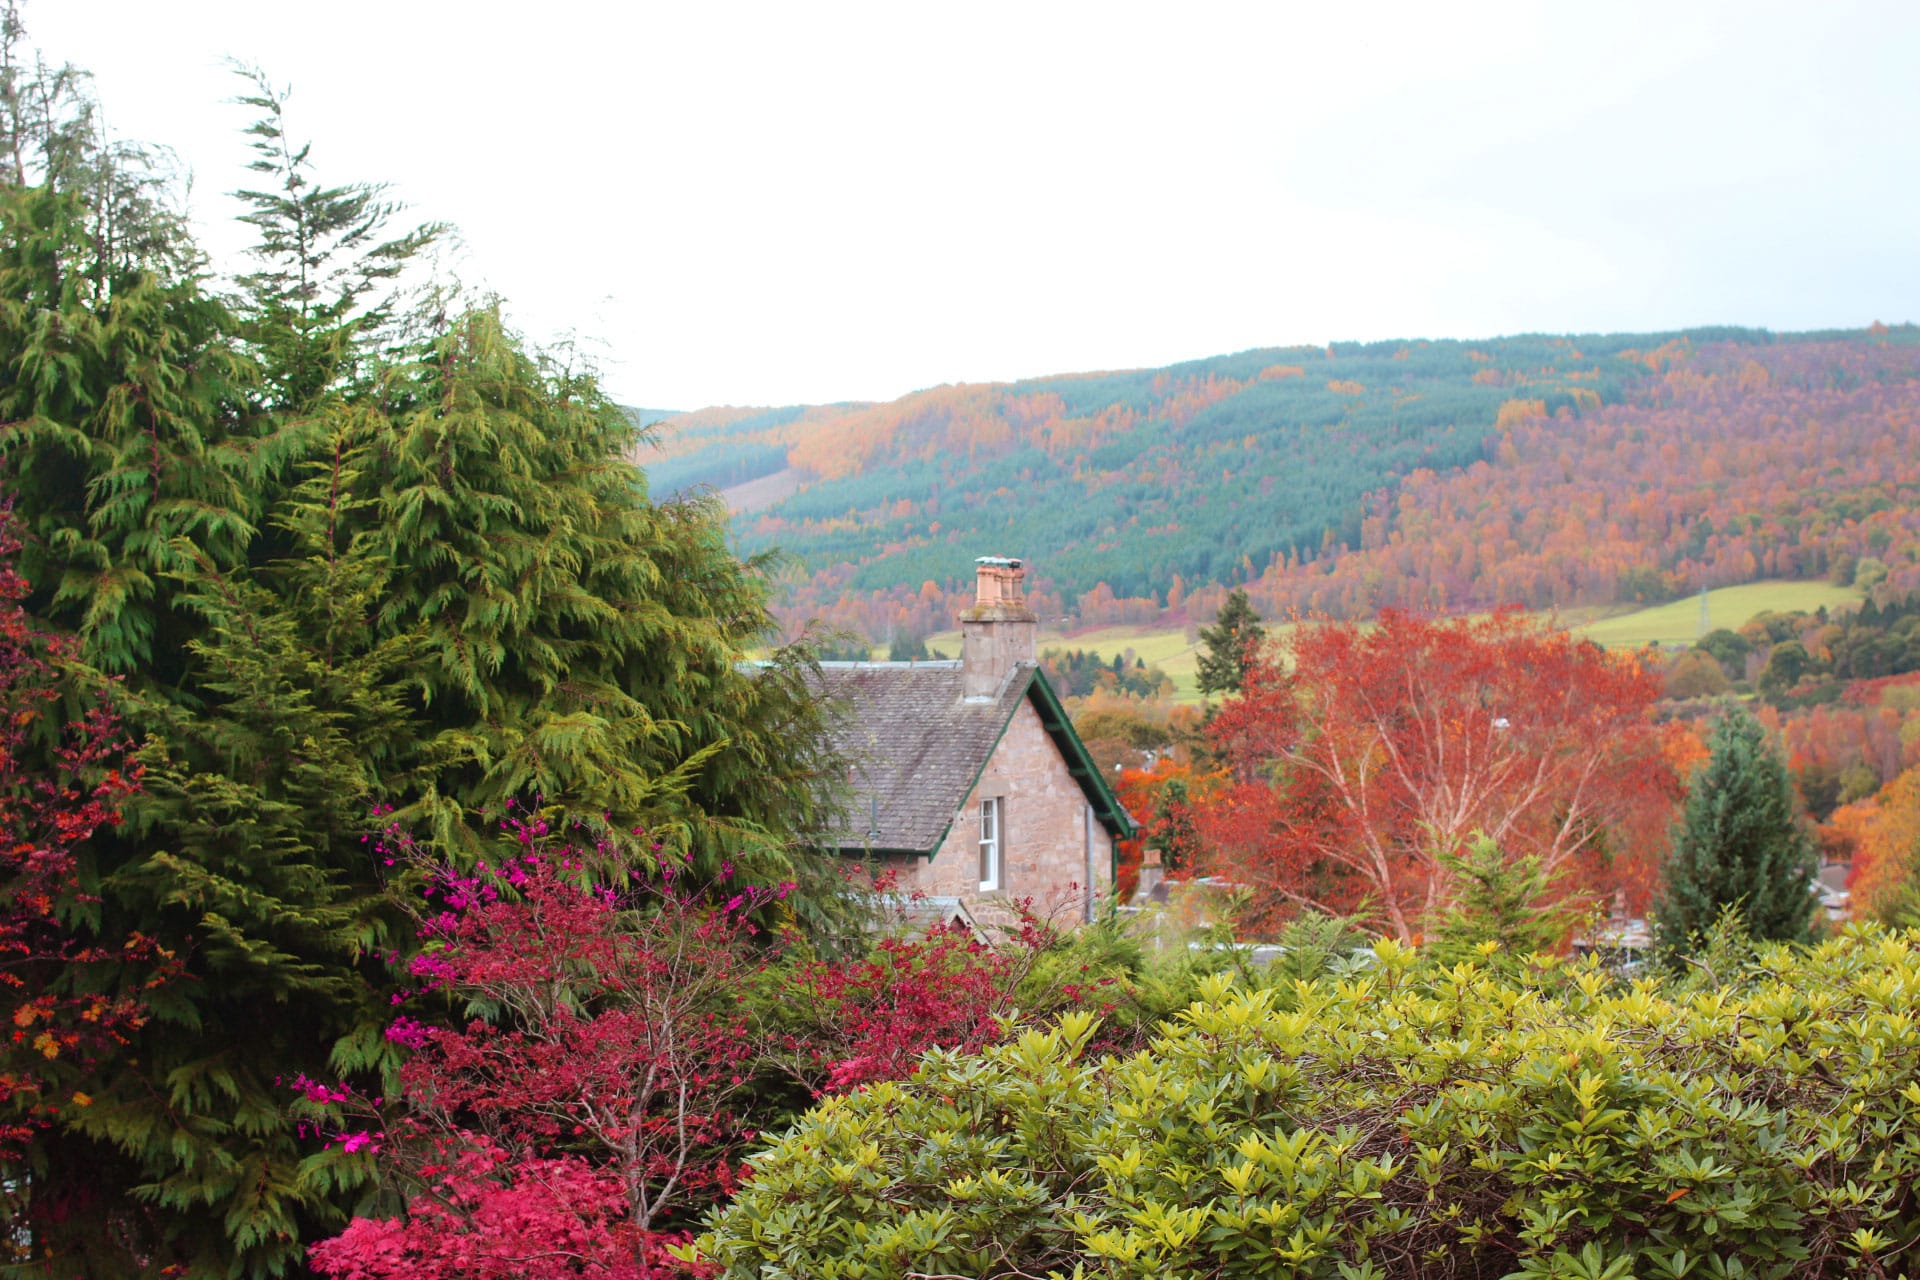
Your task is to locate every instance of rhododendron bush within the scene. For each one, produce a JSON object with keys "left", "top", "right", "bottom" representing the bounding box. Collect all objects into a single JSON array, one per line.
[{"left": 697, "top": 928, "right": 1920, "bottom": 1279}]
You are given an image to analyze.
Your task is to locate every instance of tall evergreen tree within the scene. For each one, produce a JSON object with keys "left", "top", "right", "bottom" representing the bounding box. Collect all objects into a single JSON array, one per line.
[
  {"left": 1196, "top": 587, "right": 1265, "bottom": 696},
  {"left": 1654, "top": 710, "right": 1818, "bottom": 958},
  {"left": 227, "top": 65, "right": 446, "bottom": 409},
  {"left": 0, "top": 31, "right": 847, "bottom": 1274}
]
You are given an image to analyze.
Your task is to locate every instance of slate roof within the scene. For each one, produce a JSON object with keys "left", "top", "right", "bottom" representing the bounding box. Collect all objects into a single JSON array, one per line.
[{"left": 811, "top": 660, "right": 1133, "bottom": 855}]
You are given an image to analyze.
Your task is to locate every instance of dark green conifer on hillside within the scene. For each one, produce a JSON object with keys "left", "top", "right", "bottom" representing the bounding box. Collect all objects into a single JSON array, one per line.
[
  {"left": 1653, "top": 710, "right": 1819, "bottom": 959},
  {"left": 1196, "top": 587, "right": 1265, "bottom": 696}
]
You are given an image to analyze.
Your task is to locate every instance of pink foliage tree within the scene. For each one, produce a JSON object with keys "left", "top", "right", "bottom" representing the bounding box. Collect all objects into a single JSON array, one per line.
[
  {"left": 304, "top": 818, "right": 1080, "bottom": 1278},
  {"left": 773, "top": 917, "right": 1050, "bottom": 1094},
  {"left": 306, "top": 815, "right": 781, "bottom": 1279}
]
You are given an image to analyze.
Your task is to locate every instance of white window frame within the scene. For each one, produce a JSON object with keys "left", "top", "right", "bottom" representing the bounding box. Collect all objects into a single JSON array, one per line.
[{"left": 978, "top": 796, "right": 1002, "bottom": 892}]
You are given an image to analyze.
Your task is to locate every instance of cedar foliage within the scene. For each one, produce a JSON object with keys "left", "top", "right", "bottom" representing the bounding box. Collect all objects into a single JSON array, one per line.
[
  {"left": 0, "top": 19, "right": 844, "bottom": 1275},
  {"left": 1654, "top": 710, "right": 1819, "bottom": 958}
]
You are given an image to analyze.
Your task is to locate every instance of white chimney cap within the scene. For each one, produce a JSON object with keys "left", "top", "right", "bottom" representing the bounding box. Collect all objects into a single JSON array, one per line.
[{"left": 975, "top": 555, "right": 1023, "bottom": 569}]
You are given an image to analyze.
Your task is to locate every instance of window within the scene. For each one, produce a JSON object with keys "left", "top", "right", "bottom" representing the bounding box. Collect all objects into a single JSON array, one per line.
[{"left": 978, "top": 796, "right": 1002, "bottom": 892}]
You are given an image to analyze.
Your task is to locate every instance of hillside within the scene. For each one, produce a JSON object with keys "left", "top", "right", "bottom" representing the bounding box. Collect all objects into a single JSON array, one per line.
[{"left": 636, "top": 325, "right": 1920, "bottom": 640}]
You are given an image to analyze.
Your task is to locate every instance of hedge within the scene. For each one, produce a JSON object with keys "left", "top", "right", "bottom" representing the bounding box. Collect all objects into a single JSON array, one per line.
[{"left": 693, "top": 929, "right": 1920, "bottom": 1279}]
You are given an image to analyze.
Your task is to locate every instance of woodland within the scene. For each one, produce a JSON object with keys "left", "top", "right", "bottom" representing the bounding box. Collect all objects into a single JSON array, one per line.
[
  {"left": 650, "top": 331, "right": 1920, "bottom": 644},
  {"left": 4, "top": 7, "right": 1920, "bottom": 1279}
]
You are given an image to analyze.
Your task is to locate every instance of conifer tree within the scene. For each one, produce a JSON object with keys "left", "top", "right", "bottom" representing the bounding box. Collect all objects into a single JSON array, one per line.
[
  {"left": 0, "top": 31, "right": 847, "bottom": 1273},
  {"left": 1425, "top": 834, "right": 1580, "bottom": 972},
  {"left": 1654, "top": 710, "right": 1818, "bottom": 958},
  {"left": 1196, "top": 587, "right": 1265, "bottom": 696},
  {"left": 227, "top": 65, "right": 446, "bottom": 408}
]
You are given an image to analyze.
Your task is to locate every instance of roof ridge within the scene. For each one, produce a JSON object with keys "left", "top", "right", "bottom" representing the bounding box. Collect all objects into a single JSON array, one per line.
[{"left": 815, "top": 659, "right": 962, "bottom": 669}]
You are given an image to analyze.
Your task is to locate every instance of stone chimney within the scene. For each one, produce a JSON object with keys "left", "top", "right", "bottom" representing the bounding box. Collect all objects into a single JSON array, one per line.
[{"left": 961, "top": 555, "right": 1036, "bottom": 699}]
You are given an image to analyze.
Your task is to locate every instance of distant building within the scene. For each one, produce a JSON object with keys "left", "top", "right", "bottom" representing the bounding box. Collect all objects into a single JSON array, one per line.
[{"left": 814, "top": 556, "right": 1135, "bottom": 927}]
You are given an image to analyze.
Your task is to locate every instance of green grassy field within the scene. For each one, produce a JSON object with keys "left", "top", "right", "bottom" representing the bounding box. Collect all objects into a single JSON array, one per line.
[
  {"left": 927, "top": 622, "right": 1227, "bottom": 703},
  {"left": 1565, "top": 579, "right": 1862, "bottom": 649},
  {"left": 901, "top": 579, "right": 1861, "bottom": 703}
]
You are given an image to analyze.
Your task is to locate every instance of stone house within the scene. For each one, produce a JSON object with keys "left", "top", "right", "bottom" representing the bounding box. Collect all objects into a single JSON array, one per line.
[{"left": 814, "top": 556, "right": 1135, "bottom": 929}]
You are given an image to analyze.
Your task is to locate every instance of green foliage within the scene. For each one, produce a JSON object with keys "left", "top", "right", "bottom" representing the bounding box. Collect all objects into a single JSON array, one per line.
[
  {"left": 1041, "top": 646, "right": 1169, "bottom": 699},
  {"left": 696, "top": 928, "right": 1920, "bottom": 1279},
  {"left": 226, "top": 65, "right": 446, "bottom": 406},
  {"left": 1426, "top": 833, "right": 1581, "bottom": 972},
  {"left": 886, "top": 631, "right": 929, "bottom": 661},
  {"left": 0, "top": 41, "right": 847, "bottom": 1273},
  {"left": 1655, "top": 712, "right": 1818, "bottom": 960},
  {"left": 1196, "top": 587, "right": 1265, "bottom": 696},
  {"left": 812, "top": 632, "right": 872, "bottom": 661}
]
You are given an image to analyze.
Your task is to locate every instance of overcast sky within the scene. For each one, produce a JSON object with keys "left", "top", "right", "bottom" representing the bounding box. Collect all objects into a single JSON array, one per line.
[{"left": 30, "top": 0, "right": 1920, "bottom": 410}]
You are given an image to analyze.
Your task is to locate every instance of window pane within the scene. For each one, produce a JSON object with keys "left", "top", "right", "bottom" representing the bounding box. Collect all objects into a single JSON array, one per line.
[{"left": 979, "top": 797, "right": 999, "bottom": 891}]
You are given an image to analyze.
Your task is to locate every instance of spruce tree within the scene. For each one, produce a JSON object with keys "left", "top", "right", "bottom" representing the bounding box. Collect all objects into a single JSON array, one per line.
[
  {"left": 1426, "top": 834, "right": 1579, "bottom": 971},
  {"left": 1196, "top": 587, "right": 1265, "bottom": 696},
  {"left": 1654, "top": 710, "right": 1818, "bottom": 958}
]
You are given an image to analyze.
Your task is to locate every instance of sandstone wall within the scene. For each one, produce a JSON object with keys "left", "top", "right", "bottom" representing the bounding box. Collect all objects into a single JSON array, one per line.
[{"left": 897, "top": 697, "right": 1114, "bottom": 927}]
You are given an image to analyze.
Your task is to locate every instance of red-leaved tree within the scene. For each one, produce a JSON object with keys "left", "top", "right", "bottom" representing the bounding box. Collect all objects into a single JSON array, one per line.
[
  {"left": 305, "top": 815, "right": 780, "bottom": 1279},
  {"left": 772, "top": 917, "right": 1051, "bottom": 1095},
  {"left": 1200, "top": 608, "right": 1674, "bottom": 940},
  {"left": 1112, "top": 759, "right": 1228, "bottom": 898},
  {"left": 303, "top": 818, "right": 1073, "bottom": 1279},
  {"left": 0, "top": 509, "right": 152, "bottom": 1165}
]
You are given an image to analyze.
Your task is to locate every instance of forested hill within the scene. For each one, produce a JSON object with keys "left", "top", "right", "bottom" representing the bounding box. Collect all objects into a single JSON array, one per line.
[{"left": 634, "top": 325, "right": 1920, "bottom": 637}]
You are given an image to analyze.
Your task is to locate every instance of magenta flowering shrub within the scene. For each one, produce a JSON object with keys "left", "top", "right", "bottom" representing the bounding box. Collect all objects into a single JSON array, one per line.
[
  {"left": 302, "top": 813, "right": 787, "bottom": 1278},
  {"left": 300, "top": 809, "right": 1093, "bottom": 1278}
]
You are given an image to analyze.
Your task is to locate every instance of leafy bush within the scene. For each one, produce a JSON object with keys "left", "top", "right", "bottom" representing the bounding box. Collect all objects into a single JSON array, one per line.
[{"left": 695, "top": 929, "right": 1920, "bottom": 1279}]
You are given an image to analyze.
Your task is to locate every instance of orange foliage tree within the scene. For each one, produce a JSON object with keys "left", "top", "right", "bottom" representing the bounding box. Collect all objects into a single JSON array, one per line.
[
  {"left": 1849, "top": 765, "right": 1920, "bottom": 924},
  {"left": 1199, "top": 609, "right": 1675, "bottom": 940},
  {"left": 1112, "top": 759, "right": 1226, "bottom": 900}
]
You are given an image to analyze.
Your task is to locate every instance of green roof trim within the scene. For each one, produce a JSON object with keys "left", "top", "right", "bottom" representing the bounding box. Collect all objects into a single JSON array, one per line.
[{"left": 1020, "top": 668, "right": 1139, "bottom": 861}]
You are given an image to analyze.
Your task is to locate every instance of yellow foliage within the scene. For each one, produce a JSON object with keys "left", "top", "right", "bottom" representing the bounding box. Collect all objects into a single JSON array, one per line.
[{"left": 1494, "top": 398, "right": 1547, "bottom": 430}]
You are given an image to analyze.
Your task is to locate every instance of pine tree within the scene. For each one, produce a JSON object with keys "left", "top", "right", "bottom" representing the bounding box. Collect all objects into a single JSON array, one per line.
[
  {"left": 1654, "top": 710, "right": 1818, "bottom": 958},
  {"left": 1196, "top": 587, "right": 1265, "bottom": 696}
]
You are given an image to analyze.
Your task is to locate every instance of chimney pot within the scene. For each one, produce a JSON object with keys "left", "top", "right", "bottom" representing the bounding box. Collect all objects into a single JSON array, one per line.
[{"left": 960, "top": 554, "right": 1037, "bottom": 698}]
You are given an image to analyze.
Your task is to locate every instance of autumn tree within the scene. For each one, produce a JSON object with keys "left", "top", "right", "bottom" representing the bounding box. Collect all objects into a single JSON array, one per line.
[
  {"left": 1196, "top": 588, "right": 1266, "bottom": 696},
  {"left": 300, "top": 817, "right": 1081, "bottom": 1279},
  {"left": 1850, "top": 764, "right": 1920, "bottom": 926},
  {"left": 1114, "top": 758, "right": 1224, "bottom": 892},
  {"left": 1653, "top": 710, "right": 1819, "bottom": 957},
  {"left": 1201, "top": 609, "right": 1672, "bottom": 941},
  {"left": 303, "top": 817, "right": 779, "bottom": 1279}
]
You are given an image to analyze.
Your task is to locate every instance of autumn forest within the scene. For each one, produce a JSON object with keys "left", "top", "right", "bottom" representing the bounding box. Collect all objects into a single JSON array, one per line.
[{"left": 641, "top": 327, "right": 1920, "bottom": 641}]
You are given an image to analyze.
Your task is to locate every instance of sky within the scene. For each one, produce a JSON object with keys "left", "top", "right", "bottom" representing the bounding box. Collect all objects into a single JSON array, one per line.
[{"left": 29, "top": 0, "right": 1920, "bottom": 410}]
